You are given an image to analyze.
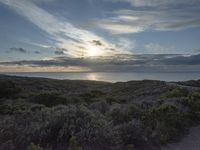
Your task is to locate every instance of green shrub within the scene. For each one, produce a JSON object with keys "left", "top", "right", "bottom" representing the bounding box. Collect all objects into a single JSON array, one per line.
[
  {"left": 142, "top": 104, "right": 186, "bottom": 144},
  {"left": 187, "top": 92, "right": 200, "bottom": 121},
  {"left": 69, "top": 136, "right": 83, "bottom": 150},
  {"left": 115, "top": 120, "right": 145, "bottom": 147},
  {"left": 79, "top": 92, "right": 98, "bottom": 104},
  {"left": 127, "top": 144, "right": 135, "bottom": 150},
  {"left": 110, "top": 108, "right": 131, "bottom": 125},
  {"left": 180, "top": 80, "right": 200, "bottom": 87},
  {"left": 27, "top": 143, "right": 44, "bottom": 150},
  {"left": 166, "top": 87, "right": 189, "bottom": 98},
  {"left": 0, "top": 80, "right": 21, "bottom": 98},
  {"left": 0, "top": 100, "right": 30, "bottom": 115},
  {"left": 128, "top": 105, "right": 142, "bottom": 119},
  {"left": 90, "top": 100, "right": 109, "bottom": 114},
  {"left": 31, "top": 93, "right": 67, "bottom": 107},
  {"left": 106, "top": 97, "right": 116, "bottom": 104}
]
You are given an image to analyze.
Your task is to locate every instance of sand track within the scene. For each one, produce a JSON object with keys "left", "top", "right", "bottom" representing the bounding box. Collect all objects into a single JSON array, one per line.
[{"left": 162, "top": 126, "right": 200, "bottom": 150}]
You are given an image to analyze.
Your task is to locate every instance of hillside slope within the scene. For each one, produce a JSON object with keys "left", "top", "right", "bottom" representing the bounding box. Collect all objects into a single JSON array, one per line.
[{"left": 0, "top": 75, "right": 200, "bottom": 150}]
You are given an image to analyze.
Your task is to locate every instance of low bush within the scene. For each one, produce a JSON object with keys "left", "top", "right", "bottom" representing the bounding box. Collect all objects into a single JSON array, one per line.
[
  {"left": 143, "top": 104, "right": 186, "bottom": 144},
  {"left": 1, "top": 77, "right": 200, "bottom": 150},
  {"left": 31, "top": 93, "right": 68, "bottom": 107},
  {"left": 166, "top": 87, "right": 189, "bottom": 98},
  {"left": 0, "top": 80, "right": 21, "bottom": 98}
]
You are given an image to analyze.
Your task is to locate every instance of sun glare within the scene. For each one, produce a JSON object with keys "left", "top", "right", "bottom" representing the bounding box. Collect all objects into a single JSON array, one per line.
[
  {"left": 87, "top": 45, "right": 101, "bottom": 57},
  {"left": 87, "top": 73, "right": 99, "bottom": 80}
]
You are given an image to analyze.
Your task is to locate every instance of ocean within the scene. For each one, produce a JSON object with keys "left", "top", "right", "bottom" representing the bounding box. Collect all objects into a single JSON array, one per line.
[{"left": 1, "top": 72, "right": 200, "bottom": 82}]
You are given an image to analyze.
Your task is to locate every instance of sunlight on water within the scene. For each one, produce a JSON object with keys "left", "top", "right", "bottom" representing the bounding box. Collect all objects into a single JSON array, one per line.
[
  {"left": 86, "top": 73, "right": 99, "bottom": 81},
  {"left": 2, "top": 72, "right": 200, "bottom": 82}
]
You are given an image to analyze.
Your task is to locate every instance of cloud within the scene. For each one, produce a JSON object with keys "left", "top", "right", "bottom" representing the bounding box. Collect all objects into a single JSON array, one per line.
[
  {"left": 91, "top": 40, "right": 103, "bottom": 46},
  {"left": 92, "top": 0, "right": 200, "bottom": 34},
  {"left": 106, "top": 0, "right": 199, "bottom": 7},
  {"left": 54, "top": 47, "right": 68, "bottom": 55},
  {"left": 7, "top": 48, "right": 27, "bottom": 53},
  {"left": 92, "top": 20, "right": 144, "bottom": 34},
  {"left": 56, "top": 47, "right": 68, "bottom": 52},
  {"left": 195, "top": 48, "right": 200, "bottom": 53},
  {"left": 34, "top": 51, "right": 40, "bottom": 54},
  {"left": 161, "top": 54, "right": 200, "bottom": 65},
  {"left": 28, "top": 42, "right": 52, "bottom": 49},
  {"left": 1, "top": 54, "right": 200, "bottom": 72},
  {"left": 55, "top": 50, "right": 65, "bottom": 55},
  {"left": 31, "top": 0, "right": 55, "bottom": 3},
  {"left": 0, "top": 0, "right": 128, "bottom": 57},
  {"left": 144, "top": 43, "right": 174, "bottom": 54},
  {"left": 114, "top": 38, "right": 136, "bottom": 51}
]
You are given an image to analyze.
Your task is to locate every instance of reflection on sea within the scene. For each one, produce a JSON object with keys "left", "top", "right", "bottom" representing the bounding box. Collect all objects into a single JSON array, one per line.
[
  {"left": 86, "top": 73, "right": 99, "bottom": 81},
  {"left": 2, "top": 72, "right": 200, "bottom": 82}
]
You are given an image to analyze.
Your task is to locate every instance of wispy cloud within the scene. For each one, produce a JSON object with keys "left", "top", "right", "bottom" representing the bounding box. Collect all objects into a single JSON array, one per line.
[
  {"left": 34, "top": 51, "right": 41, "bottom": 54},
  {"left": 28, "top": 42, "right": 52, "bottom": 49},
  {"left": 106, "top": 0, "right": 199, "bottom": 7},
  {"left": 93, "top": 0, "right": 200, "bottom": 34},
  {"left": 0, "top": 0, "right": 129, "bottom": 57},
  {"left": 144, "top": 43, "right": 175, "bottom": 54},
  {"left": 55, "top": 50, "right": 65, "bottom": 55},
  {"left": 7, "top": 47, "right": 27, "bottom": 53},
  {"left": 92, "top": 19, "right": 144, "bottom": 34}
]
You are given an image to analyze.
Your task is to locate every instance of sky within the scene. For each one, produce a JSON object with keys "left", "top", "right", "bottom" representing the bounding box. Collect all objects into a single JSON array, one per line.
[{"left": 0, "top": 0, "right": 200, "bottom": 72}]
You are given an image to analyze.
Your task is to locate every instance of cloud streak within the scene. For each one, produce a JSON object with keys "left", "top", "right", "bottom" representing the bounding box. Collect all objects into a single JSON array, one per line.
[
  {"left": 93, "top": 0, "right": 200, "bottom": 34},
  {"left": 1, "top": 54, "right": 200, "bottom": 72},
  {"left": 0, "top": 0, "right": 129, "bottom": 57},
  {"left": 144, "top": 43, "right": 175, "bottom": 54},
  {"left": 7, "top": 48, "right": 27, "bottom": 53}
]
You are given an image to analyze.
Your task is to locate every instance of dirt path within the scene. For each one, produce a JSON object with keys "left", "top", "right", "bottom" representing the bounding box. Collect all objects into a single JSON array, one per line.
[{"left": 162, "top": 126, "right": 200, "bottom": 150}]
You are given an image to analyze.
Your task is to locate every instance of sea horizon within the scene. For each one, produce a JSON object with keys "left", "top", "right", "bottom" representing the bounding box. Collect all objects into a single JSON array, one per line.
[{"left": 1, "top": 71, "right": 200, "bottom": 82}]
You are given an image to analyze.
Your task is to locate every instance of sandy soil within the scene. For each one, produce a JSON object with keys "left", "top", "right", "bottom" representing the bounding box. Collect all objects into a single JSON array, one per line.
[{"left": 162, "top": 126, "right": 200, "bottom": 150}]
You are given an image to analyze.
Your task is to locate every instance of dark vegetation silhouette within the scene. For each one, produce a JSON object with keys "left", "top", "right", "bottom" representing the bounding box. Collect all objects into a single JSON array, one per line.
[{"left": 0, "top": 75, "right": 200, "bottom": 150}]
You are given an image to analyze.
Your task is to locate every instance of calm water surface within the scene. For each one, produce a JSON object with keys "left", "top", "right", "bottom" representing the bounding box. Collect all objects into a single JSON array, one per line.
[{"left": 2, "top": 72, "right": 200, "bottom": 82}]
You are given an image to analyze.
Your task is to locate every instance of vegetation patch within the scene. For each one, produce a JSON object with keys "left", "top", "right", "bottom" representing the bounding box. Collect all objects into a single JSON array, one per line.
[{"left": 0, "top": 76, "right": 200, "bottom": 150}]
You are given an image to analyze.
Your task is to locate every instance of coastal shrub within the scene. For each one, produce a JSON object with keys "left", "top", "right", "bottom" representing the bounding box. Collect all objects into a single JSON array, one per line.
[
  {"left": 0, "top": 102, "right": 12, "bottom": 114},
  {"left": 0, "top": 105, "right": 108, "bottom": 149},
  {"left": 188, "top": 92, "right": 200, "bottom": 110},
  {"left": 106, "top": 97, "right": 116, "bottom": 104},
  {"left": 0, "top": 80, "right": 21, "bottom": 98},
  {"left": 115, "top": 120, "right": 146, "bottom": 147},
  {"left": 166, "top": 87, "right": 189, "bottom": 98},
  {"left": 27, "top": 143, "right": 44, "bottom": 150},
  {"left": 31, "top": 93, "right": 67, "bottom": 107},
  {"left": 0, "top": 99, "right": 30, "bottom": 115},
  {"left": 127, "top": 105, "right": 142, "bottom": 119},
  {"left": 109, "top": 108, "right": 131, "bottom": 125},
  {"left": 180, "top": 80, "right": 200, "bottom": 87},
  {"left": 127, "top": 144, "right": 135, "bottom": 150},
  {"left": 90, "top": 90, "right": 105, "bottom": 96},
  {"left": 79, "top": 92, "right": 100, "bottom": 104},
  {"left": 187, "top": 92, "right": 200, "bottom": 121},
  {"left": 89, "top": 100, "right": 109, "bottom": 114},
  {"left": 143, "top": 104, "right": 186, "bottom": 144},
  {"left": 69, "top": 136, "right": 83, "bottom": 150},
  {"left": 1, "top": 76, "right": 200, "bottom": 149}
]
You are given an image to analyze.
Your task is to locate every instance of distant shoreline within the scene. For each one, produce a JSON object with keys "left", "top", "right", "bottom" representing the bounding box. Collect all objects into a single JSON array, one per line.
[{"left": 1, "top": 71, "right": 200, "bottom": 82}]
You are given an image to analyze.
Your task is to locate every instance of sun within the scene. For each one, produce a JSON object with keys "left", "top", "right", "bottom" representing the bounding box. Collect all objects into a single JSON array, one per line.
[{"left": 87, "top": 45, "right": 101, "bottom": 57}]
